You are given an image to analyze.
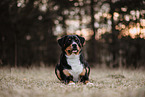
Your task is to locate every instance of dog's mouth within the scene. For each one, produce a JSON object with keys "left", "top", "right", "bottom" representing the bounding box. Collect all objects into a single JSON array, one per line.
[
  {"left": 68, "top": 49, "right": 78, "bottom": 54},
  {"left": 72, "top": 49, "right": 78, "bottom": 53}
]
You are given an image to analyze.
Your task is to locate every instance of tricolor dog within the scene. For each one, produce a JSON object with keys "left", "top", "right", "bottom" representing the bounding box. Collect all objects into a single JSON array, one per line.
[{"left": 55, "top": 35, "right": 91, "bottom": 85}]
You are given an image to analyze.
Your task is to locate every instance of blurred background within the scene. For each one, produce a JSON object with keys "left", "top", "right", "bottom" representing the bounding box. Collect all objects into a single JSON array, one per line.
[{"left": 0, "top": 0, "right": 145, "bottom": 68}]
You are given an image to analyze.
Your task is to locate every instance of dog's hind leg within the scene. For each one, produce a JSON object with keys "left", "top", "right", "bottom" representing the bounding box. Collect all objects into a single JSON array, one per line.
[
  {"left": 86, "top": 67, "right": 90, "bottom": 76},
  {"left": 55, "top": 65, "right": 62, "bottom": 80}
]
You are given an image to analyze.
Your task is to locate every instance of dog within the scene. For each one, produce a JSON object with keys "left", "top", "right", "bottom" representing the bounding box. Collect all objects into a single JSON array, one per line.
[{"left": 55, "top": 35, "right": 91, "bottom": 85}]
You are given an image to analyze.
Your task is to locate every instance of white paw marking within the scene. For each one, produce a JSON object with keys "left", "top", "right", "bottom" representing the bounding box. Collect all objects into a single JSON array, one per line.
[
  {"left": 86, "top": 82, "right": 94, "bottom": 85},
  {"left": 68, "top": 82, "right": 75, "bottom": 85}
]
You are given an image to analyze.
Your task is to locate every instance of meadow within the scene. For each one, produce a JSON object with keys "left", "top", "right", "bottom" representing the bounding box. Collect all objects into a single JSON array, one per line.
[{"left": 0, "top": 67, "right": 145, "bottom": 97}]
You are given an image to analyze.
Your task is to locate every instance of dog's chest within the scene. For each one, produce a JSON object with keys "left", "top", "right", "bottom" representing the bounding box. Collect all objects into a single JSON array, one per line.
[{"left": 66, "top": 54, "right": 83, "bottom": 81}]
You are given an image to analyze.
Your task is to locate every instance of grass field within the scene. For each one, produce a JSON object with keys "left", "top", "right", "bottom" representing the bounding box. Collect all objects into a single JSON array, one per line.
[{"left": 0, "top": 67, "right": 145, "bottom": 97}]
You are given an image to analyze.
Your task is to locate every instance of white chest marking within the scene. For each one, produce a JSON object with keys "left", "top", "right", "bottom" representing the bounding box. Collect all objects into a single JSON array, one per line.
[{"left": 66, "top": 54, "right": 84, "bottom": 81}]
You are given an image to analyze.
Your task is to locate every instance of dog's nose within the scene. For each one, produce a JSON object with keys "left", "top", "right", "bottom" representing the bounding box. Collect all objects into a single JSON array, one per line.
[{"left": 72, "top": 44, "right": 77, "bottom": 48}]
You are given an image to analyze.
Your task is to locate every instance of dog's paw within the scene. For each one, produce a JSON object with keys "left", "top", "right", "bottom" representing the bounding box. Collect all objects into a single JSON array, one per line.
[
  {"left": 68, "top": 82, "right": 75, "bottom": 85},
  {"left": 86, "top": 82, "right": 94, "bottom": 86}
]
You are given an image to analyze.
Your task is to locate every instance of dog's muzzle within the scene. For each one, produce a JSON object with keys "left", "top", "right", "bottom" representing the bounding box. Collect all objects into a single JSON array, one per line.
[
  {"left": 72, "top": 44, "right": 78, "bottom": 53},
  {"left": 71, "top": 41, "right": 79, "bottom": 53}
]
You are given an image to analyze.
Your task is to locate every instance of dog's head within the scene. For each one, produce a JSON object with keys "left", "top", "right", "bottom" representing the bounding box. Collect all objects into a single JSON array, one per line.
[{"left": 58, "top": 35, "right": 85, "bottom": 55}]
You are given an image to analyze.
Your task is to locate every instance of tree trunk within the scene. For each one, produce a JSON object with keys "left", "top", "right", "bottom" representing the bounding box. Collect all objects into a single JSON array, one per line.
[
  {"left": 14, "top": 30, "right": 17, "bottom": 68},
  {"left": 110, "top": 1, "right": 117, "bottom": 68},
  {"left": 88, "top": 0, "right": 97, "bottom": 63}
]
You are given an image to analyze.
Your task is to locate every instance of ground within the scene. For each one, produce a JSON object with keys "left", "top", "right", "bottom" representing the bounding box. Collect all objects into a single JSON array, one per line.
[{"left": 0, "top": 67, "right": 145, "bottom": 97}]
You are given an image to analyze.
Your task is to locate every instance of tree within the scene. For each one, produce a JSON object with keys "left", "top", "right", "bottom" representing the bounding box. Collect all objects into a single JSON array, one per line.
[
  {"left": 0, "top": 0, "right": 79, "bottom": 67},
  {"left": 102, "top": 0, "right": 145, "bottom": 68}
]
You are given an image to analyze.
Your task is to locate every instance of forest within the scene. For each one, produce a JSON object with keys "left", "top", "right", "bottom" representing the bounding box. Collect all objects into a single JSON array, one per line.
[{"left": 0, "top": 0, "right": 145, "bottom": 68}]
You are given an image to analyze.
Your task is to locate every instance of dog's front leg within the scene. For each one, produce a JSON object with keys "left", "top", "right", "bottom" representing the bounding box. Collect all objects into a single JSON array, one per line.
[
  {"left": 63, "top": 69, "right": 75, "bottom": 85},
  {"left": 80, "top": 69, "right": 90, "bottom": 84}
]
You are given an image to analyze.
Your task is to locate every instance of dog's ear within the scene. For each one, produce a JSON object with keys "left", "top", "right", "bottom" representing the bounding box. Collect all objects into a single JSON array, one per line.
[
  {"left": 76, "top": 35, "right": 85, "bottom": 47},
  {"left": 58, "top": 35, "right": 67, "bottom": 47}
]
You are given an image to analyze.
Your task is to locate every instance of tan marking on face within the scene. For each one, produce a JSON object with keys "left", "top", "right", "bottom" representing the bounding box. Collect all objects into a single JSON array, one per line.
[
  {"left": 75, "top": 45, "right": 81, "bottom": 55},
  {"left": 65, "top": 45, "right": 72, "bottom": 56}
]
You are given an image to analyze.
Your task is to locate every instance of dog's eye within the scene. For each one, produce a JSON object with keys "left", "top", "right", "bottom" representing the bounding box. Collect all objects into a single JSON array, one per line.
[
  {"left": 75, "top": 38, "right": 78, "bottom": 42},
  {"left": 68, "top": 38, "right": 71, "bottom": 42}
]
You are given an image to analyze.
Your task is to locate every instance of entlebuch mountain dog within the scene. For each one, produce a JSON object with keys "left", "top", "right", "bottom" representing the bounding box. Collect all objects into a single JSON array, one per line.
[{"left": 55, "top": 35, "right": 92, "bottom": 85}]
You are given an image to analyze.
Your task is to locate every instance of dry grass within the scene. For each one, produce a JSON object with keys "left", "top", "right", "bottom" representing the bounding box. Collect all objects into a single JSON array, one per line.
[{"left": 0, "top": 67, "right": 145, "bottom": 97}]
